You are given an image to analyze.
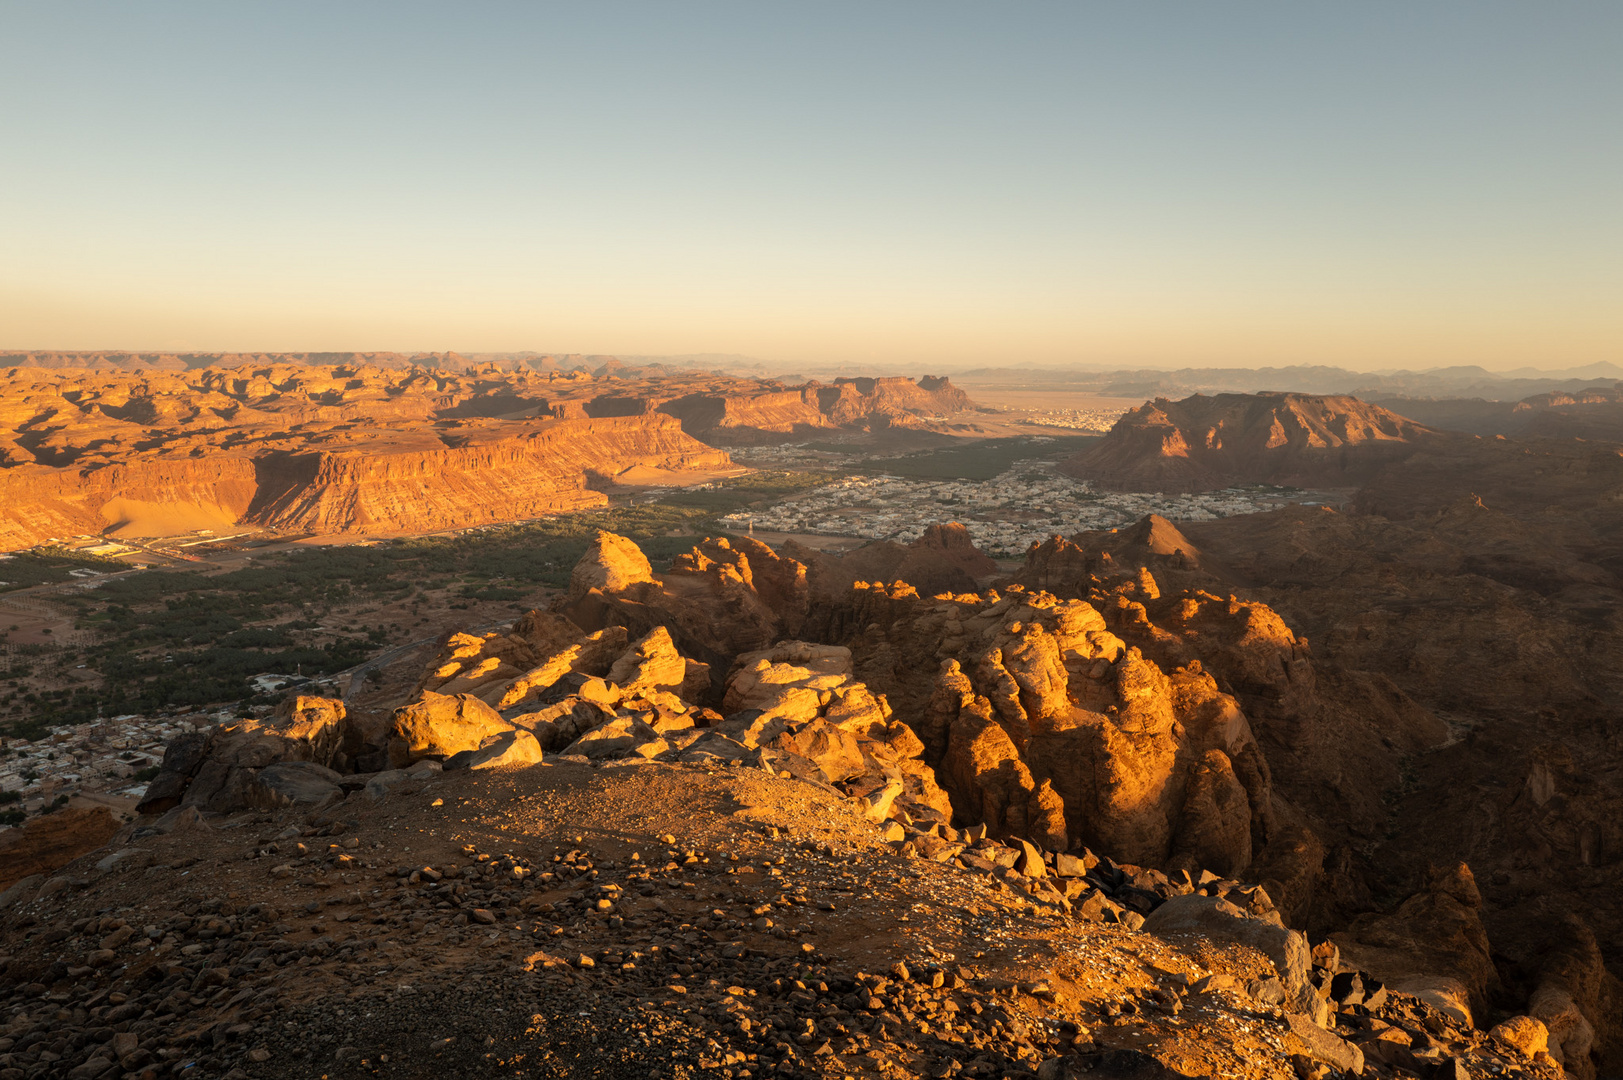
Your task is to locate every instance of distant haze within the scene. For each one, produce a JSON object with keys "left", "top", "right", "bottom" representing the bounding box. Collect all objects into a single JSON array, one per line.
[{"left": 1, "top": 3, "right": 1618, "bottom": 370}]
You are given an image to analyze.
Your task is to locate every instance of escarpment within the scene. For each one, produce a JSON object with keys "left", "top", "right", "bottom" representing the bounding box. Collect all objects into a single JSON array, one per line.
[
  {"left": 0, "top": 363, "right": 976, "bottom": 549},
  {"left": 246, "top": 415, "right": 725, "bottom": 533},
  {"left": 0, "top": 416, "right": 725, "bottom": 547}
]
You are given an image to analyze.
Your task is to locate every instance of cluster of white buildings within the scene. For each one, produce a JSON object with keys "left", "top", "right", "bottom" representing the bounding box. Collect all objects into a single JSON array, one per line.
[
  {"left": 721, "top": 464, "right": 1309, "bottom": 557},
  {"left": 1022, "top": 407, "right": 1129, "bottom": 434},
  {"left": 0, "top": 714, "right": 215, "bottom": 818}
]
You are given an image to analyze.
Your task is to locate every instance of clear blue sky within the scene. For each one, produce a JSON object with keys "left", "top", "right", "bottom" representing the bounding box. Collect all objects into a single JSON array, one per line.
[{"left": 1, "top": 2, "right": 1618, "bottom": 369}]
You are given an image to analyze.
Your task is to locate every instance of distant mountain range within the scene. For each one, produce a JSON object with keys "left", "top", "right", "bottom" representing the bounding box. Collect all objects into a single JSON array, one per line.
[
  {"left": 944, "top": 362, "right": 1623, "bottom": 402},
  {"left": 6, "top": 350, "right": 1620, "bottom": 405}
]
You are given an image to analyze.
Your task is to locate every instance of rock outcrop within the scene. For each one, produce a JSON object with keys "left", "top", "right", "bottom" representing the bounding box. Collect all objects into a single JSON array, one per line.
[
  {"left": 809, "top": 579, "right": 1280, "bottom": 890},
  {"left": 135, "top": 696, "right": 360, "bottom": 815},
  {"left": 560, "top": 532, "right": 810, "bottom": 664},
  {"left": 1061, "top": 391, "right": 1444, "bottom": 492},
  {"left": 1332, "top": 863, "right": 1498, "bottom": 1029}
]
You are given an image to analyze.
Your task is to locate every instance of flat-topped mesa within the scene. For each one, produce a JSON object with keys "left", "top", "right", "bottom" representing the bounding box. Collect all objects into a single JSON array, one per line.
[
  {"left": 1062, "top": 391, "right": 1444, "bottom": 493},
  {"left": 0, "top": 408, "right": 729, "bottom": 548},
  {"left": 656, "top": 375, "right": 974, "bottom": 444}
]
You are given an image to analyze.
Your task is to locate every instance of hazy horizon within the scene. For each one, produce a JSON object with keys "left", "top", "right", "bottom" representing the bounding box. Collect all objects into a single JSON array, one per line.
[{"left": 2, "top": 3, "right": 1619, "bottom": 371}]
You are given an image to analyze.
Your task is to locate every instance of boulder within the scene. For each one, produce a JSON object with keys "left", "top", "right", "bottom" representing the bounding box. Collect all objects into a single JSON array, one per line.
[
  {"left": 270, "top": 694, "right": 347, "bottom": 764},
  {"left": 363, "top": 770, "right": 412, "bottom": 802},
  {"left": 445, "top": 729, "right": 546, "bottom": 770},
  {"left": 148, "top": 805, "right": 209, "bottom": 835},
  {"left": 564, "top": 716, "right": 663, "bottom": 759},
  {"left": 389, "top": 691, "right": 513, "bottom": 767},
  {"left": 675, "top": 731, "right": 758, "bottom": 765},
  {"left": 1284, "top": 1013, "right": 1364, "bottom": 1076},
  {"left": 862, "top": 778, "right": 904, "bottom": 822},
  {"left": 95, "top": 848, "right": 154, "bottom": 874},
  {"left": 770, "top": 718, "right": 867, "bottom": 783},
  {"left": 606, "top": 626, "right": 690, "bottom": 692},
  {"left": 245, "top": 762, "right": 344, "bottom": 810},
  {"left": 0, "top": 874, "right": 44, "bottom": 911},
  {"left": 1489, "top": 1016, "right": 1549, "bottom": 1059},
  {"left": 134, "top": 729, "right": 215, "bottom": 814},
  {"left": 1142, "top": 894, "right": 1311, "bottom": 993},
  {"left": 569, "top": 529, "right": 655, "bottom": 601}
]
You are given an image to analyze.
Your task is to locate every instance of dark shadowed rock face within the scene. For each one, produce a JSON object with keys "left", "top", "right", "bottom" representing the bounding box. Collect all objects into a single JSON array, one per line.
[{"left": 786, "top": 521, "right": 999, "bottom": 601}]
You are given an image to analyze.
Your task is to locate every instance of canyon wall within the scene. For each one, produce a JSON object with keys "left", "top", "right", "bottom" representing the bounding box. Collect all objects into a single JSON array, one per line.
[{"left": 0, "top": 457, "right": 261, "bottom": 550}]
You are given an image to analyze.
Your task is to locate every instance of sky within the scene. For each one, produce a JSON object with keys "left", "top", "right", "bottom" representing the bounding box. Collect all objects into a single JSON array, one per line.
[{"left": 0, "top": 3, "right": 1619, "bottom": 370}]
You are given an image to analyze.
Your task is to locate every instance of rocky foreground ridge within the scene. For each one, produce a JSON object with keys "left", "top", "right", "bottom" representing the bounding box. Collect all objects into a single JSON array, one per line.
[
  {"left": 0, "top": 524, "right": 1587, "bottom": 1080},
  {"left": 0, "top": 366, "right": 974, "bottom": 550}
]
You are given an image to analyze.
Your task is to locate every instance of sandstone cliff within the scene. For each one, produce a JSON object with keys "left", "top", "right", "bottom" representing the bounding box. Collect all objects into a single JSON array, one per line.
[{"left": 245, "top": 416, "right": 723, "bottom": 534}]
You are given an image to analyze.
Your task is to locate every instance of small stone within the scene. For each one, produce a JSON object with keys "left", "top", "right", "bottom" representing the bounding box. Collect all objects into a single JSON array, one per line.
[
  {"left": 1289, "top": 1053, "right": 1329, "bottom": 1080},
  {"left": 1191, "top": 973, "right": 1236, "bottom": 994},
  {"left": 1054, "top": 853, "right": 1089, "bottom": 877},
  {"left": 471, "top": 908, "right": 497, "bottom": 924},
  {"left": 1014, "top": 840, "right": 1047, "bottom": 879},
  {"left": 1247, "top": 977, "right": 1285, "bottom": 1006}
]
